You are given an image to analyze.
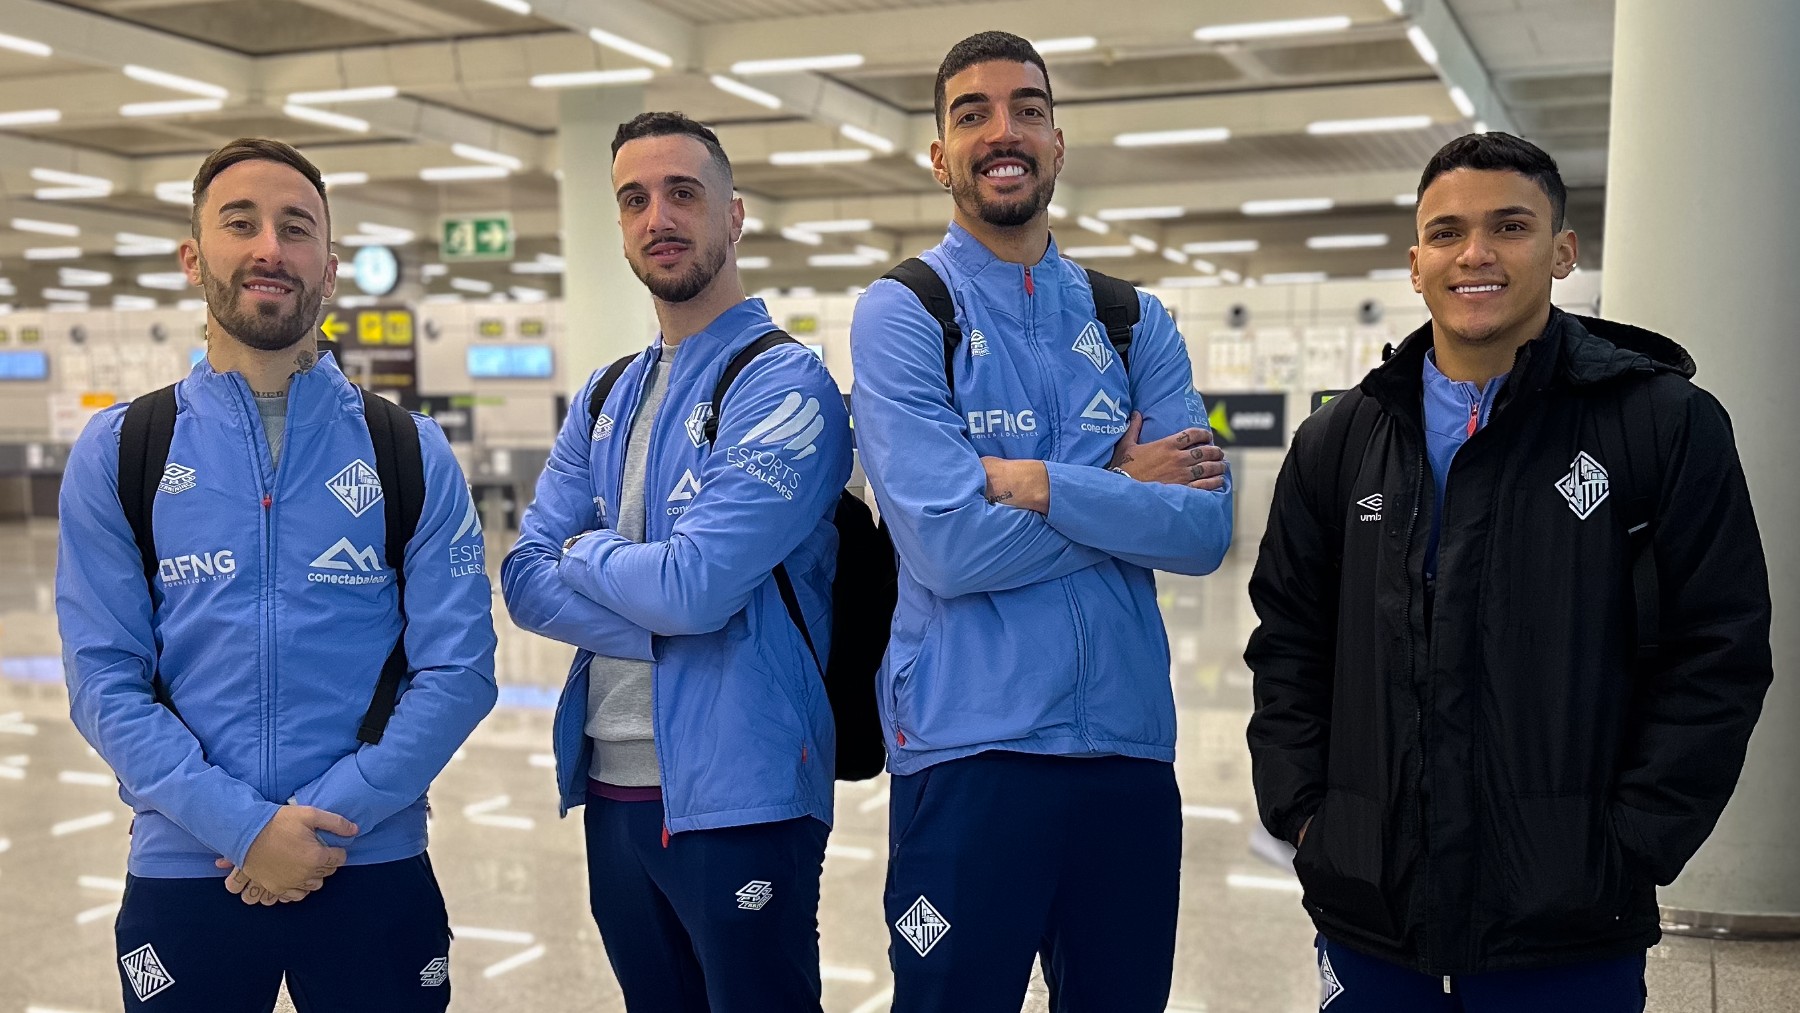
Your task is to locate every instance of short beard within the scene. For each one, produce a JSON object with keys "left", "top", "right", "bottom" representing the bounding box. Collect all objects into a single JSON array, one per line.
[
  {"left": 199, "top": 256, "right": 322, "bottom": 352},
  {"left": 950, "top": 150, "right": 1057, "bottom": 228},
  {"left": 632, "top": 238, "right": 728, "bottom": 305}
]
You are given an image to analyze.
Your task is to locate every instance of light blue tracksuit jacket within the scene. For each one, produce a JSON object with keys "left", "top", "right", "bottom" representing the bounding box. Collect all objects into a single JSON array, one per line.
[{"left": 850, "top": 223, "right": 1234, "bottom": 775}]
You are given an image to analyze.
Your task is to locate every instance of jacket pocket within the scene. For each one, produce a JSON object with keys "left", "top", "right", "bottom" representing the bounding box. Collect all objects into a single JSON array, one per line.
[
  {"left": 1293, "top": 788, "right": 1404, "bottom": 943},
  {"left": 1488, "top": 792, "right": 1628, "bottom": 942}
]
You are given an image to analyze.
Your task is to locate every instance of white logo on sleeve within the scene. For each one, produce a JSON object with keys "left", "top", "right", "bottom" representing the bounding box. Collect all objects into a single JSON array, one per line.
[
  {"left": 419, "top": 957, "right": 449, "bottom": 987},
  {"left": 1079, "top": 390, "right": 1129, "bottom": 434},
  {"left": 685, "top": 402, "right": 715, "bottom": 448},
  {"left": 895, "top": 895, "right": 951, "bottom": 957},
  {"left": 326, "top": 460, "right": 385, "bottom": 517},
  {"left": 122, "top": 943, "right": 176, "bottom": 1001},
  {"left": 158, "top": 463, "right": 197, "bottom": 496},
  {"left": 1555, "top": 451, "right": 1610, "bottom": 519},
  {"left": 736, "top": 880, "right": 774, "bottom": 911},
  {"left": 741, "top": 391, "right": 825, "bottom": 460},
  {"left": 968, "top": 328, "right": 990, "bottom": 357},
  {"left": 1072, "top": 320, "right": 1114, "bottom": 373},
  {"left": 1356, "top": 493, "right": 1383, "bottom": 521},
  {"left": 1320, "top": 948, "right": 1345, "bottom": 1007},
  {"left": 448, "top": 493, "right": 484, "bottom": 577},
  {"left": 591, "top": 413, "right": 614, "bottom": 441}
]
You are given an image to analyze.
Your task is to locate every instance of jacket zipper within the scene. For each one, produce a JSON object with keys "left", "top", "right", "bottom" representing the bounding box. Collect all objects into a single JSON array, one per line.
[{"left": 1401, "top": 433, "right": 1430, "bottom": 969}]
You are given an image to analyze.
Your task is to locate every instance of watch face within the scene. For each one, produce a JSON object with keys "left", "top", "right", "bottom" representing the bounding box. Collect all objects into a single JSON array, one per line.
[{"left": 352, "top": 245, "right": 400, "bottom": 297}]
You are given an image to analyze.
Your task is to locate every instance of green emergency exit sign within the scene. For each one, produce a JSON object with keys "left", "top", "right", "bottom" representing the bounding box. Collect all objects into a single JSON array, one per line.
[{"left": 440, "top": 214, "right": 513, "bottom": 261}]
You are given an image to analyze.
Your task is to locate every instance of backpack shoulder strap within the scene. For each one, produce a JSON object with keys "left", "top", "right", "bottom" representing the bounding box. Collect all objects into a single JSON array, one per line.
[
  {"left": 1318, "top": 388, "right": 1379, "bottom": 558},
  {"left": 357, "top": 388, "right": 425, "bottom": 745},
  {"left": 118, "top": 383, "right": 180, "bottom": 584},
  {"left": 704, "top": 329, "right": 798, "bottom": 445},
  {"left": 586, "top": 353, "right": 639, "bottom": 433},
  {"left": 1084, "top": 268, "right": 1140, "bottom": 374},
  {"left": 1596, "top": 377, "right": 1664, "bottom": 666},
  {"left": 881, "top": 257, "right": 961, "bottom": 392}
]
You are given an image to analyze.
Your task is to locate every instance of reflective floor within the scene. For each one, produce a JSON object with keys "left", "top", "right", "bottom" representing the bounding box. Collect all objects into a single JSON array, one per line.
[{"left": 1, "top": 518, "right": 1794, "bottom": 1012}]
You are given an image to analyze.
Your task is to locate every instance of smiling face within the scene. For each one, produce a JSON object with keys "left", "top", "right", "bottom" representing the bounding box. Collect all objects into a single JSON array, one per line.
[
  {"left": 933, "top": 59, "right": 1063, "bottom": 230},
  {"left": 612, "top": 132, "right": 742, "bottom": 305},
  {"left": 180, "top": 159, "right": 336, "bottom": 352},
  {"left": 1410, "top": 167, "right": 1577, "bottom": 354}
]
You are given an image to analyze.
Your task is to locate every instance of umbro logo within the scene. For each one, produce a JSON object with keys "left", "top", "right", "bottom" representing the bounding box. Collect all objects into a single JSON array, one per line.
[
  {"left": 736, "top": 880, "right": 774, "bottom": 911},
  {"left": 1555, "top": 451, "right": 1609, "bottom": 519},
  {"left": 1356, "top": 493, "right": 1383, "bottom": 521},
  {"left": 419, "top": 957, "right": 448, "bottom": 987},
  {"left": 741, "top": 391, "right": 824, "bottom": 461},
  {"left": 121, "top": 943, "right": 175, "bottom": 1001},
  {"left": 969, "top": 328, "right": 990, "bottom": 357},
  {"left": 158, "top": 462, "right": 196, "bottom": 496},
  {"left": 896, "top": 895, "right": 951, "bottom": 957},
  {"left": 1072, "top": 321, "right": 1113, "bottom": 373},
  {"left": 685, "top": 402, "right": 715, "bottom": 448},
  {"left": 591, "top": 412, "right": 614, "bottom": 441},
  {"left": 326, "top": 459, "right": 384, "bottom": 517}
]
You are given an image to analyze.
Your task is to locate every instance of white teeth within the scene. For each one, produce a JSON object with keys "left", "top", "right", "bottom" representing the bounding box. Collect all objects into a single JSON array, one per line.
[
  {"left": 986, "top": 165, "right": 1025, "bottom": 178},
  {"left": 1454, "top": 284, "right": 1503, "bottom": 293}
]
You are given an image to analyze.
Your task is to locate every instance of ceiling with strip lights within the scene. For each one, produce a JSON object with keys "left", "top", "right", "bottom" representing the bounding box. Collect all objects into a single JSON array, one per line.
[{"left": 0, "top": 0, "right": 1616, "bottom": 311}]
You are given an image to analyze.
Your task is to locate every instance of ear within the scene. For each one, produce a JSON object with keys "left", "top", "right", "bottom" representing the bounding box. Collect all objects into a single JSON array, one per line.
[
  {"left": 179, "top": 237, "right": 203, "bottom": 287},
  {"left": 322, "top": 251, "right": 338, "bottom": 300},
  {"left": 1408, "top": 245, "right": 1423, "bottom": 294},
  {"left": 929, "top": 138, "right": 948, "bottom": 190},
  {"left": 729, "top": 194, "right": 746, "bottom": 244},
  {"left": 1052, "top": 126, "right": 1066, "bottom": 180},
  {"left": 1551, "top": 228, "right": 1578, "bottom": 280}
]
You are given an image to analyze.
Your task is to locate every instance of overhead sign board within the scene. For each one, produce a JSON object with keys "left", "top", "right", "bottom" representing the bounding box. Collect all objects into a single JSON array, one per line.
[{"left": 1197, "top": 391, "right": 1288, "bottom": 448}]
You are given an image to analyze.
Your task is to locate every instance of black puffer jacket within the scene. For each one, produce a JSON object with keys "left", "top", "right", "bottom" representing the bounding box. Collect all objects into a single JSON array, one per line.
[{"left": 1245, "top": 310, "right": 1772, "bottom": 974}]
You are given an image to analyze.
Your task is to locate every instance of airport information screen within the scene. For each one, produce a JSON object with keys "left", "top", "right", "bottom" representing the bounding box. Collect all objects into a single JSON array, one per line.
[
  {"left": 0, "top": 350, "right": 49, "bottom": 380},
  {"left": 468, "top": 344, "right": 553, "bottom": 379}
]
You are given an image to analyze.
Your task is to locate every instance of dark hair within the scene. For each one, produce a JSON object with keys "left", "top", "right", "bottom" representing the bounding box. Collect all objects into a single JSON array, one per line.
[
  {"left": 191, "top": 137, "right": 329, "bottom": 239},
  {"left": 934, "top": 31, "right": 1052, "bottom": 137},
  {"left": 1417, "top": 132, "right": 1568, "bottom": 231},
  {"left": 611, "top": 111, "right": 733, "bottom": 185}
]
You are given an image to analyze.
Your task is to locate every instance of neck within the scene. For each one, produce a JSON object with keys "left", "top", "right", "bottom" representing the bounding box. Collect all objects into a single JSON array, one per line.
[
  {"left": 654, "top": 266, "right": 747, "bottom": 345},
  {"left": 204, "top": 317, "right": 319, "bottom": 395},
  {"left": 954, "top": 208, "right": 1050, "bottom": 266},
  {"left": 1431, "top": 304, "right": 1551, "bottom": 385}
]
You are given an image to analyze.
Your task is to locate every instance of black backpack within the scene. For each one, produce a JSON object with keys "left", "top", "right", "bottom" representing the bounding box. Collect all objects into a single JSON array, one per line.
[
  {"left": 881, "top": 257, "right": 1140, "bottom": 392},
  {"left": 118, "top": 382, "right": 425, "bottom": 745},
  {"left": 586, "top": 331, "right": 894, "bottom": 781}
]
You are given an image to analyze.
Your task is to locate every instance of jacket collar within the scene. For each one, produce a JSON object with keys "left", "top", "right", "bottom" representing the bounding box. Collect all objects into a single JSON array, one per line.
[
  {"left": 654, "top": 297, "right": 778, "bottom": 367},
  {"left": 937, "top": 220, "right": 1063, "bottom": 277},
  {"left": 182, "top": 346, "right": 360, "bottom": 417}
]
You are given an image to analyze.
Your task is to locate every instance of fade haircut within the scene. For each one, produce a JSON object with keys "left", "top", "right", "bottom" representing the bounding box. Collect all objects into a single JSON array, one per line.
[
  {"left": 190, "top": 137, "right": 329, "bottom": 240},
  {"left": 611, "top": 111, "right": 734, "bottom": 186},
  {"left": 1418, "top": 132, "right": 1569, "bottom": 232},
  {"left": 933, "top": 31, "right": 1052, "bottom": 138}
]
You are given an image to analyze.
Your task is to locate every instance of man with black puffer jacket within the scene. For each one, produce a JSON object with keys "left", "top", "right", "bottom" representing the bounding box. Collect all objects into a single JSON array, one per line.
[{"left": 1246, "top": 132, "right": 1772, "bottom": 1012}]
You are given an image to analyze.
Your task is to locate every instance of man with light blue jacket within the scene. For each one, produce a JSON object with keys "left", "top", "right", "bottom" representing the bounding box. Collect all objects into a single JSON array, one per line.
[
  {"left": 501, "top": 112, "right": 851, "bottom": 1013},
  {"left": 850, "top": 33, "right": 1233, "bottom": 1013},
  {"left": 57, "top": 138, "right": 497, "bottom": 1012}
]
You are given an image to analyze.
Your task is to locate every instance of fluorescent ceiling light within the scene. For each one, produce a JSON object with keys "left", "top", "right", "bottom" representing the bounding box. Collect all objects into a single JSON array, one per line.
[
  {"left": 341, "top": 234, "right": 415, "bottom": 247},
  {"left": 33, "top": 168, "right": 111, "bottom": 189},
  {"left": 322, "top": 172, "right": 370, "bottom": 187},
  {"left": 788, "top": 219, "right": 871, "bottom": 233},
  {"left": 738, "top": 256, "right": 772, "bottom": 269},
  {"left": 479, "top": 0, "right": 532, "bottom": 13},
  {"left": 356, "top": 222, "right": 415, "bottom": 240},
  {"left": 0, "top": 108, "right": 60, "bottom": 126},
  {"left": 510, "top": 286, "right": 547, "bottom": 301},
  {"left": 1382, "top": 0, "right": 1405, "bottom": 12},
  {"left": 449, "top": 277, "right": 493, "bottom": 293},
  {"left": 1097, "top": 206, "right": 1184, "bottom": 221},
  {"left": 530, "top": 68, "right": 655, "bottom": 88},
  {"left": 1242, "top": 197, "right": 1335, "bottom": 215},
  {"left": 768, "top": 149, "right": 871, "bottom": 166},
  {"left": 1062, "top": 245, "right": 1137, "bottom": 259},
  {"left": 710, "top": 75, "right": 782, "bottom": 110},
  {"left": 422, "top": 294, "right": 462, "bottom": 304},
  {"left": 854, "top": 244, "right": 891, "bottom": 261},
  {"left": 780, "top": 227, "right": 823, "bottom": 246},
  {"left": 1264, "top": 272, "right": 1330, "bottom": 285},
  {"left": 114, "top": 295, "right": 157, "bottom": 311},
  {"left": 123, "top": 99, "right": 223, "bottom": 118},
  {"left": 420, "top": 165, "right": 509, "bottom": 181},
  {"left": 913, "top": 153, "right": 935, "bottom": 171},
  {"left": 177, "top": 298, "right": 207, "bottom": 312},
  {"left": 25, "top": 247, "right": 82, "bottom": 260},
  {"left": 117, "top": 231, "right": 176, "bottom": 247},
  {"left": 138, "top": 273, "right": 190, "bottom": 290},
  {"left": 1185, "top": 239, "right": 1259, "bottom": 254},
  {"left": 741, "top": 216, "right": 765, "bottom": 233},
  {"left": 808, "top": 254, "right": 878, "bottom": 268},
  {"left": 59, "top": 268, "right": 111, "bottom": 286},
  {"left": 1395, "top": 193, "right": 1418, "bottom": 206},
  {"left": 36, "top": 187, "right": 108, "bottom": 200},
  {"left": 787, "top": 286, "right": 817, "bottom": 298},
  {"left": 1195, "top": 17, "right": 1352, "bottom": 42},
  {"left": 1369, "top": 268, "right": 1414, "bottom": 281},
  {"left": 1308, "top": 233, "right": 1389, "bottom": 250},
  {"left": 154, "top": 181, "right": 191, "bottom": 204},
  {"left": 1158, "top": 276, "right": 1222, "bottom": 288},
  {"left": 839, "top": 124, "right": 896, "bottom": 154},
  {"left": 12, "top": 218, "right": 79, "bottom": 237},
  {"left": 1220, "top": 269, "right": 1242, "bottom": 283},
  {"left": 588, "top": 28, "right": 673, "bottom": 69},
  {"left": 335, "top": 295, "right": 377, "bottom": 310},
  {"left": 1473, "top": 120, "right": 1489, "bottom": 134},
  {"left": 1448, "top": 86, "right": 1475, "bottom": 118},
  {"left": 731, "top": 53, "right": 864, "bottom": 75},
  {"left": 421, "top": 264, "right": 449, "bottom": 279},
  {"left": 1114, "top": 127, "right": 1230, "bottom": 147},
  {"left": 0, "top": 32, "right": 52, "bottom": 57},
  {"left": 452, "top": 143, "right": 522, "bottom": 170},
  {"left": 43, "top": 288, "right": 89, "bottom": 302},
  {"left": 283, "top": 104, "right": 369, "bottom": 132},
  {"left": 124, "top": 65, "right": 227, "bottom": 99},
  {"left": 1307, "top": 115, "right": 1434, "bottom": 135},
  {"left": 1048, "top": 203, "right": 1069, "bottom": 220},
  {"left": 287, "top": 86, "right": 397, "bottom": 104},
  {"left": 1190, "top": 258, "right": 1218, "bottom": 274},
  {"left": 508, "top": 261, "right": 562, "bottom": 275},
  {"left": 1407, "top": 25, "right": 1439, "bottom": 66},
  {"left": 1161, "top": 248, "right": 1187, "bottom": 264},
  {"left": 1031, "top": 36, "right": 1097, "bottom": 55},
  {"left": 1128, "top": 234, "right": 1159, "bottom": 253},
  {"left": 1075, "top": 215, "right": 1109, "bottom": 234}
]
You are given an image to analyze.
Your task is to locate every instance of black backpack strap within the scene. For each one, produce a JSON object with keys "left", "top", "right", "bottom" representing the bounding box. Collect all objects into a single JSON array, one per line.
[
  {"left": 703, "top": 329, "right": 798, "bottom": 445},
  {"left": 1598, "top": 378, "right": 1663, "bottom": 668},
  {"left": 771, "top": 564, "right": 822, "bottom": 675},
  {"left": 357, "top": 389, "right": 425, "bottom": 746},
  {"left": 586, "top": 353, "right": 638, "bottom": 433},
  {"left": 1317, "top": 388, "right": 1380, "bottom": 560},
  {"left": 1084, "top": 268, "right": 1139, "bottom": 374},
  {"left": 881, "top": 258, "right": 962, "bottom": 393},
  {"left": 118, "top": 383, "right": 181, "bottom": 710}
]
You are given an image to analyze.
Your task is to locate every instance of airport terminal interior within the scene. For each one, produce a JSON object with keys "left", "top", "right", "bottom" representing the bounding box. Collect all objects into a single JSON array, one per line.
[{"left": 0, "top": 0, "right": 1795, "bottom": 1010}]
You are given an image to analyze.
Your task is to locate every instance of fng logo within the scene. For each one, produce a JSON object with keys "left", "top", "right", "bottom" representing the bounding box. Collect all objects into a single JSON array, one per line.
[
  {"left": 967, "top": 408, "right": 1037, "bottom": 438},
  {"left": 157, "top": 550, "right": 237, "bottom": 587}
]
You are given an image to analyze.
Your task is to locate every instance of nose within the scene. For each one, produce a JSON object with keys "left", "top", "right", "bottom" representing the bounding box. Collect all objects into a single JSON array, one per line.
[
  {"left": 248, "top": 222, "right": 283, "bottom": 266},
  {"left": 981, "top": 107, "right": 1025, "bottom": 146},
  {"left": 1456, "top": 233, "right": 1497, "bottom": 270},
  {"left": 643, "top": 193, "right": 677, "bottom": 234}
]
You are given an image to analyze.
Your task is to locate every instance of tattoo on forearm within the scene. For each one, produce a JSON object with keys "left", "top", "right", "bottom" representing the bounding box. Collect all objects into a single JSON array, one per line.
[{"left": 987, "top": 491, "right": 1015, "bottom": 505}]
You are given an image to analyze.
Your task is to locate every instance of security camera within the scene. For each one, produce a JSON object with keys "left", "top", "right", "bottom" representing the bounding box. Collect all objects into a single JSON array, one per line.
[
  {"left": 150, "top": 322, "right": 169, "bottom": 343},
  {"left": 423, "top": 319, "right": 442, "bottom": 341},
  {"left": 69, "top": 324, "right": 87, "bottom": 344},
  {"left": 1226, "top": 304, "right": 1250, "bottom": 329},
  {"left": 1358, "top": 299, "right": 1384, "bottom": 325}
]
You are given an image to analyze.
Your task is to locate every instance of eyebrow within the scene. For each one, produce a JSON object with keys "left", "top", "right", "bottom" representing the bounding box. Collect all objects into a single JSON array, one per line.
[
  {"left": 1421, "top": 205, "right": 1540, "bottom": 231},
  {"left": 615, "top": 174, "right": 708, "bottom": 200},
  {"left": 216, "top": 199, "right": 318, "bottom": 226},
  {"left": 947, "top": 87, "right": 1052, "bottom": 119}
]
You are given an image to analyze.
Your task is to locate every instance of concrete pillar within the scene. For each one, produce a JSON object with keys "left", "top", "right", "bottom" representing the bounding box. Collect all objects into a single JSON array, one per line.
[
  {"left": 558, "top": 86, "right": 656, "bottom": 369},
  {"left": 1602, "top": 0, "right": 1800, "bottom": 933}
]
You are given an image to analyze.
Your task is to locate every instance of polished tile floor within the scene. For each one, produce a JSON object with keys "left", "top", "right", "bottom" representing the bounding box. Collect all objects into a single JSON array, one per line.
[{"left": 1, "top": 512, "right": 1794, "bottom": 1012}]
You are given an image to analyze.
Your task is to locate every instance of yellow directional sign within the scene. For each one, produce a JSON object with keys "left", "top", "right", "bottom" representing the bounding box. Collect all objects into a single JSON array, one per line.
[
  {"left": 320, "top": 312, "right": 349, "bottom": 342},
  {"left": 477, "top": 319, "right": 504, "bottom": 338},
  {"left": 383, "top": 311, "right": 413, "bottom": 345},
  {"left": 359, "top": 312, "right": 385, "bottom": 345}
]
